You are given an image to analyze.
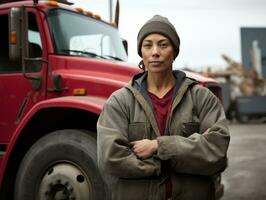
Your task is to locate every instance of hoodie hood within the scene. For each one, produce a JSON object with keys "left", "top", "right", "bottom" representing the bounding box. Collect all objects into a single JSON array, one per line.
[{"left": 132, "top": 70, "right": 186, "bottom": 100}]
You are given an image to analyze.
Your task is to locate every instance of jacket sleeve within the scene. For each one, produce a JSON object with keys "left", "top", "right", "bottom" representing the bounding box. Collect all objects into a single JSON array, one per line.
[
  {"left": 156, "top": 86, "right": 230, "bottom": 175},
  {"left": 97, "top": 91, "right": 161, "bottom": 179}
]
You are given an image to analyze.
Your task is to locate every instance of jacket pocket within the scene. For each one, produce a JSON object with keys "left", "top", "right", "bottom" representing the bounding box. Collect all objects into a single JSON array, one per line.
[
  {"left": 182, "top": 122, "right": 200, "bottom": 137},
  {"left": 128, "top": 122, "right": 147, "bottom": 141}
]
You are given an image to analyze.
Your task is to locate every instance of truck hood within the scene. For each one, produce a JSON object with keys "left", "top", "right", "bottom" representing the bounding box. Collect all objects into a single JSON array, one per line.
[{"left": 48, "top": 55, "right": 141, "bottom": 98}]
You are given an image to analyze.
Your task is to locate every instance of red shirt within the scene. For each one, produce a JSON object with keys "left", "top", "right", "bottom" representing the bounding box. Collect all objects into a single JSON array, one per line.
[
  {"left": 148, "top": 87, "right": 174, "bottom": 199},
  {"left": 148, "top": 87, "right": 173, "bottom": 135}
]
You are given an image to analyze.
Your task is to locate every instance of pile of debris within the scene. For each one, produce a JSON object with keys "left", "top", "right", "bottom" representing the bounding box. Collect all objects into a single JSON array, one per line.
[
  {"left": 208, "top": 54, "right": 266, "bottom": 98},
  {"left": 207, "top": 54, "right": 266, "bottom": 122}
]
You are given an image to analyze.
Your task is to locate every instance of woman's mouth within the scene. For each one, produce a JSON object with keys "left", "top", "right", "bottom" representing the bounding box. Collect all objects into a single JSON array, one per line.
[{"left": 149, "top": 61, "right": 163, "bottom": 66}]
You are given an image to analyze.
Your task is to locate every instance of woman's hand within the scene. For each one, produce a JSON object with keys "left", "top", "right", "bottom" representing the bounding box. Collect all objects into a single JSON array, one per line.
[{"left": 130, "top": 139, "right": 158, "bottom": 159}]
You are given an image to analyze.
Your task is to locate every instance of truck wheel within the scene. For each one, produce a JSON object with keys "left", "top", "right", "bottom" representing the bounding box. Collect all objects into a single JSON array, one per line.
[{"left": 14, "top": 129, "right": 108, "bottom": 200}]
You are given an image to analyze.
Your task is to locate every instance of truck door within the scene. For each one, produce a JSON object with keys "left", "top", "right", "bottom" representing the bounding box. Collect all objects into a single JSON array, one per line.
[{"left": 0, "top": 10, "right": 47, "bottom": 146}]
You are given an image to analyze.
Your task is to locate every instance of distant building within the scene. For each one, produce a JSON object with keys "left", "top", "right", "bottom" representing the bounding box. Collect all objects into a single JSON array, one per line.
[{"left": 241, "top": 27, "right": 266, "bottom": 79}]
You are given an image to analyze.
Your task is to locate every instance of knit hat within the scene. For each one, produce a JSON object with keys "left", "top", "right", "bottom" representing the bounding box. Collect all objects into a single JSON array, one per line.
[{"left": 137, "top": 15, "right": 180, "bottom": 59}]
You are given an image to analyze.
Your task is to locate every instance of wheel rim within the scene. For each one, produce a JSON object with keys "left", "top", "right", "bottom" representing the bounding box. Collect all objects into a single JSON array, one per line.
[{"left": 38, "top": 163, "right": 92, "bottom": 200}]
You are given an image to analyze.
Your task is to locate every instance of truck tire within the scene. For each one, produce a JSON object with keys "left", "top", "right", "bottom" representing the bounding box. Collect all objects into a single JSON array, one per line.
[{"left": 14, "top": 129, "right": 108, "bottom": 200}]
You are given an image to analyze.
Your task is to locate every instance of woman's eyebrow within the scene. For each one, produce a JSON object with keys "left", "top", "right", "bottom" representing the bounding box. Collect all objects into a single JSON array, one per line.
[
  {"left": 143, "top": 39, "right": 152, "bottom": 43},
  {"left": 143, "top": 39, "right": 169, "bottom": 43},
  {"left": 158, "top": 39, "right": 169, "bottom": 43}
]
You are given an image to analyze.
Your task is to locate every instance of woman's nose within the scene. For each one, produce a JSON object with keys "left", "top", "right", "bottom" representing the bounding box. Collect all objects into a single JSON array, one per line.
[{"left": 151, "top": 45, "right": 160, "bottom": 56}]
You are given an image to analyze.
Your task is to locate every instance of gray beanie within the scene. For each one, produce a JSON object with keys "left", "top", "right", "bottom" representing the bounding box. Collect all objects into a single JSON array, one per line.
[{"left": 137, "top": 15, "right": 180, "bottom": 59}]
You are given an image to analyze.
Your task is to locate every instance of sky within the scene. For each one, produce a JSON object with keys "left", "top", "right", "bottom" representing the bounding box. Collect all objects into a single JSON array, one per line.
[{"left": 69, "top": 0, "right": 266, "bottom": 71}]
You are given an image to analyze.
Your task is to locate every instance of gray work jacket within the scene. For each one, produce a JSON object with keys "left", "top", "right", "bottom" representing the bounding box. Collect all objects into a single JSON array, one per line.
[{"left": 97, "top": 71, "right": 230, "bottom": 200}]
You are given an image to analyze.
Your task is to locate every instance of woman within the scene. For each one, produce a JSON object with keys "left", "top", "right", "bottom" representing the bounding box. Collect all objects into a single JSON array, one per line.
[{"left": 97, "top": 15, "right": 230, "bottom": 200}]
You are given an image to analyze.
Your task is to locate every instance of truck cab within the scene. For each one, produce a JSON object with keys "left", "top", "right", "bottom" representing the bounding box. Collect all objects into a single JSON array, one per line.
[{"left": 0, "top": 1, "right": 224, "bottom": 199}]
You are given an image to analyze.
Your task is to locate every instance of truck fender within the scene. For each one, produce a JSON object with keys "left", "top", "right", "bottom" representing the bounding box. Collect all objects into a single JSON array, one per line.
[{"left": 0, "top": 95, "right": 107, "bottom": 186}]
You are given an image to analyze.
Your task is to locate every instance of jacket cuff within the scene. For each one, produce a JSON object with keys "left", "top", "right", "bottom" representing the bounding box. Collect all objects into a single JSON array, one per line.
[{"left": 157, "top": 136, "right": 181, "bottom": 160}]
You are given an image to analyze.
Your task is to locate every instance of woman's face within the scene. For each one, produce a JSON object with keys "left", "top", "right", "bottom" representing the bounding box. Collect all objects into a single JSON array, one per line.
[{"left": 141, "top": 33, "right": 174, "bottom": 74}]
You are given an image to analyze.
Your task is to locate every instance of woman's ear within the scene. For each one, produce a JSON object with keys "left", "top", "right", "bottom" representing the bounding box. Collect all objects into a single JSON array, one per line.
[{"left": 138, "top": 60, "right": 146, "bottom": 71}]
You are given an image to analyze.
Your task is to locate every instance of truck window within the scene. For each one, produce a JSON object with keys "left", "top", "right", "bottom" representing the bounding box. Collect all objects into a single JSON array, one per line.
[
  {"left": 47, "top": 9, "right": 127, "bottom": 62},
  {"left": 70, "top": 34, "right": 117, "bottom": 58},
  {"left": 0, "top": 14, "right": 21, "bottom": 73},
  {"left": 0, "top": 12, "right": 42, "bottom": 74},
  {"left": 28, "top": 12, "right": 42, "bottom": 57},
  {"left": 27, "top": 12, "right": 43, "bottom": 72}
]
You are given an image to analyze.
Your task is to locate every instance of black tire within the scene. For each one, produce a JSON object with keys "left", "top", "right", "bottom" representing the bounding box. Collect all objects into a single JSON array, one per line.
[{"left": 14, "top": 129, "right": 108, "bottom": 200}]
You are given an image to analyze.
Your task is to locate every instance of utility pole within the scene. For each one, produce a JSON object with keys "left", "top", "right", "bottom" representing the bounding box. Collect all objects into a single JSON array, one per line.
[{"left": 109, "top": 0, "right": 113, "bottom": 22}]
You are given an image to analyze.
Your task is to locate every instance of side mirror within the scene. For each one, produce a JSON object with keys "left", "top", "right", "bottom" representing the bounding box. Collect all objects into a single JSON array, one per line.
[
  {"left": 9, "top": 7, "right": 28, "bottom": 62},
  {"left": 122, "top": 38, "right": 128, "bottom": 55}
]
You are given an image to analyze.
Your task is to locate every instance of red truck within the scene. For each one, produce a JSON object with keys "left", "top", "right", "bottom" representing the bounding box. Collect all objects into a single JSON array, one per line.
[{"left": 0, "top": 0, "right": 224, "bottom": 199}]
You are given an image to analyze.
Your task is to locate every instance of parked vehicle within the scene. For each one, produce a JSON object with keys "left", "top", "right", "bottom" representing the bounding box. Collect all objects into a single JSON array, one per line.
[{"left": 0, "top": 1, "right": 224, "bottom": 199}]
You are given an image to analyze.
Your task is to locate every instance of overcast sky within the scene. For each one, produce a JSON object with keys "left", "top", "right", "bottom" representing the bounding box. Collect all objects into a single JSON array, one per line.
[{"left": 70, "top": 0, "right": 266, "bottom": 71}]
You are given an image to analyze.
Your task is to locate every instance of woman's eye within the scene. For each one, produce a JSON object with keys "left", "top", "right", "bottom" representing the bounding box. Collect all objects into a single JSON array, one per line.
[
  {"left": 143, "top": 44, "right": 152, "bottom": 48},
  {"left": 159, "top": 43, "right": 168, "bottom": 48}
]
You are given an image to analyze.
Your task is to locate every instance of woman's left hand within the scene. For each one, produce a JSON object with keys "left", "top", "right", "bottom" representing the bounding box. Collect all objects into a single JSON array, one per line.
[{"left": 130, "top": 139, "right": 158, "bottom": 159}]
